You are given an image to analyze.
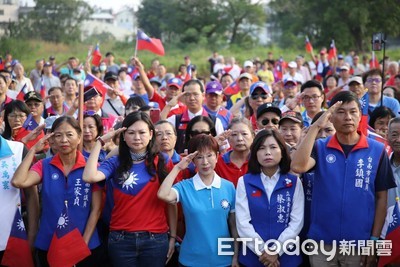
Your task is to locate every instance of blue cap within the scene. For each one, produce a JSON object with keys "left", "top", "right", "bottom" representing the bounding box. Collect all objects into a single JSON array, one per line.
[
  {"left": 167, "top": 78, "right": 183, "bottom": 89},
  {"left": 250, "top": 81, "right": 272, "bottom": 95},
  {"left": 205, "top": 81, "right": 223, "bottom": 95}
]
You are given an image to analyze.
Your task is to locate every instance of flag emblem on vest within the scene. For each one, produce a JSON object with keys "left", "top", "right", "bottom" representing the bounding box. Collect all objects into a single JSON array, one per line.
[
  {"left": 326, "top": 154, "right": 336, "bottom": 163},
  {"left": 220, "top": 199, "right": 230, "bottom": 209},
  {"left": 51, "top": 173, "right": 59, "bottom": 180},
  {"left": 251, "top": 190, "right": 262, "bottom": 197}
]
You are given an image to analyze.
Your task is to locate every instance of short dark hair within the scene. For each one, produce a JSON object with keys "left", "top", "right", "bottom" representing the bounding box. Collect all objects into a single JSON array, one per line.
[
  {"left": 182, "top": 79, "right": 205, "bottom": 93},
  {"left": 48, "top": 86, "right": 63, "bottom": 95},
  {"left": 155, "top": 120, "right": 177, "bottom": 136},
  {"left": 329, "top": 91, "right": 361, "bottom": 110},
  {"left": 51, "top": 116, "right": 82, "bottom": 136},
  {"left": 369, "top": 106, "right": 395, "bottom": 129},
  {"left": 300, "top": 79, "right": 323, "bottom": 93},
  {"left": 184, "top": 115, "right": 216, "bottom": 148},
  {"left": 362, "top": 68, "right": 382, "bottom": 83},
  {"left": 83, "top": 113, "right": 103, "bottom": 138},
  {"left": 247, "top": 129, "right": 291, "bottom": 175},
  {"left": 2, "top": 100, "right": 31, "bottom": 140},
  {"left": 188, "top": 134, "right": 219, "bottom": 155}
]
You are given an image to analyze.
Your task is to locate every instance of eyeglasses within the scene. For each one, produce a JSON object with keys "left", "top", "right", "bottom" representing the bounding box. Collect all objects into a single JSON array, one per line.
[
  {"left": 184, "top": 93, "right": 201, "bottom": 98},
  {"left": 251, "top": 94, "right": 270, "bottom": 100},
  {"left": 8, "top": 113, "right": 27, "bottom": 119},
  {"left": 302, "top": 94, "right": 322, "bottom": 102},
  {"left": 84, "top": 110, "right": 96, "bottom": 116},
  {"left": 366, "top": 78, "right": 382, "bottom": 84},
  {"left": 27, "top": 102, "right": 42, "bottom": 108},
  {"left": 156, "top": 131, "right": 175, "bottom": 137},
  {"left": 191, "top": 130, "right": 211, "bottom": 136},
  {"left": 261, "top": 118, "right": 279, "bottom": 126}
]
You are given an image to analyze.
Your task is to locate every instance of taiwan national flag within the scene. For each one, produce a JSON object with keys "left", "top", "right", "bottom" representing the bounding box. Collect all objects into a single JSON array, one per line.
[
  {"left": 40, "top": 77, "right": 46, "bottom": 99},
  {"left": 84, "top": 72, "right": 110, "bottom": 103},
  {"left": 357, "top": 92, "right": 369, "bottom": 136},
  {"left": 370, "top": 51, "right": 380, "bottom": 69},
  {"left": 16, "top": 83, "right": 28, "bottom": 101},
  {"left": 186, "top": 65, "right": 192, "bottom": 81},
  {"left": 91, "top": 43, "right": 102, "bottom": 67},
  {"left": 0, "top": 58, "right": 4, "bottom": 70},
  {"left": 378, "top": 201, "right": 400, "bottom": 267},
  {"left": 223, "top": 81, "right": 240, "bottom": 95},
  {"left": 328, "top": 39, "right": 337, "bottom": 60},
  {"left": 136, "top": 29, "right": 165, "bottom": 56},
  {"left": 22, "top": 114, "right": 39, "bottom": 131},
  {"left": 1, "top": 207, "right": 34, "bottom": 267},
  {"left": 305, "top": 36, "right": 313, "bottom": 53},
  {"left": 47, "top": 201, "right": 91, "bottom": 267}
]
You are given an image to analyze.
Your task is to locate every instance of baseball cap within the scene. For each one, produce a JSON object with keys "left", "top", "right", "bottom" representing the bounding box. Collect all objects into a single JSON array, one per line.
[
  {"left": 205, "top": 81, "right": 223, "bottom": 95},
  {"left": 283, "top": 78, "right": 297, "bottom": 86},
  {"left": 24, "top": 91, "right": 43, "bottom": 103},
  {"left": 279, "top": 111, "right": 303, "bottom": 125},
  {"left": 348, "top": 76, "right": 363, "bottom": 85},
  {"left": 104, "top": 71, "right": 118, "bottom": 81},
  {"left": 338, "top": 54, "right": 344, "bottom": 60},
  {"left": 167, "top": 78, "right": 183, "bottom": 89},
  {"left": 288, "top": 61, "right": 297, "bottom": 68},
  {"left": 340, "top": 64, "right": 350, "bottom": 71},
  {"left": 44, "top": 62, "right": 51, "bottom": 67},
  {"left": 250, "top": 81, "right": 272, "bottom": 95},
  {"left": 257, "top": 103, "right": 282, "bottom": 118},
  {"left": 238, "top": 72, "right": 253, "bottom": 81},
  {"left": 133, "top": 72, "right": 141, "bottom": 80},
  {"left": 149, "top": 77, "right": 161, "bottom": 86},
  {"left": 243, "top": 60, "right": 254, "bottom": 68}
]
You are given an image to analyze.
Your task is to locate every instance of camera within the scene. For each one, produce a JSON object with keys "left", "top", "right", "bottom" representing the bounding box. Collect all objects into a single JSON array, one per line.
[{"left": 372, "top": 33, "right": 385, "bottom": 51}]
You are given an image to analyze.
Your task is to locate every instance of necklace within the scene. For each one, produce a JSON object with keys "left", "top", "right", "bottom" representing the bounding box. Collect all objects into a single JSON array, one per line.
[{"left": 130, "top": 151, "right": 148, "bottom": 162}]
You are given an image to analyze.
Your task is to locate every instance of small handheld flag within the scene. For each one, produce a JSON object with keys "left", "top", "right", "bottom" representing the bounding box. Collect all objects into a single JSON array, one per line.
[
  {"left": 378, "top": 198, "right": 400, "bottom": 267},
  {"left": 328, "top": 40, "right": 337, "bottom": 60},
  {"left": 16, "top": 83, "right": 28, "bottom": 101},
  {"left": 305, "top": 36, "right": 313, "bottom": 53},
  {"left": 47, "top": 201, "right": 91, "bottom": 267},
  {"left": 1, "top": 205, "right": 34, "bottom": 267},
  {"left": 91, "top": 43, "right": 102, "bottom": 67},
  {"left": 22, "top": 114, "right": 39, "bottom": 131},
  {"left": 40, "top": 77, "right": 46, "bottom": 99}
]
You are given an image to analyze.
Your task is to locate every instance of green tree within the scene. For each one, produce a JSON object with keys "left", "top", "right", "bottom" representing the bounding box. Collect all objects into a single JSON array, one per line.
[
  {"left": 19, "top": 0, "right": 93, "bottom": 43},
  {"left": 269, "top": 0, "right": 400, "bottom": 51}
]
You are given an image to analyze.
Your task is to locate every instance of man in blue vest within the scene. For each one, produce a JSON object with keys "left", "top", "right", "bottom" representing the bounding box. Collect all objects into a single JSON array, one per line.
[{"left": 292, "top": 91, "right": 396, "bottom": 267}]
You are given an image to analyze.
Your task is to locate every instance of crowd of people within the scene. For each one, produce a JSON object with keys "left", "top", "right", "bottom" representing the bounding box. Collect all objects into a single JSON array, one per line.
[{"left": 0, "top": 48, "right": 399, "bottom": 267}]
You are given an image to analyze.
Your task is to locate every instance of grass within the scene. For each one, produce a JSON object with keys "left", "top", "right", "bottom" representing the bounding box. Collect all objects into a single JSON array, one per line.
[{"left": 4, "top": 39, "right": 400, "bottom": 76}]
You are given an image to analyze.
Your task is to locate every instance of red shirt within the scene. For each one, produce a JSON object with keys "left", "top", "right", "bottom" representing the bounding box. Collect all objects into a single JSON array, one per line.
[
  {"left": 150, "top": 92, "right": 186, "bottom": 117},
  {"left": 214, "top": 150, "right": 248, "bottom": 187}
]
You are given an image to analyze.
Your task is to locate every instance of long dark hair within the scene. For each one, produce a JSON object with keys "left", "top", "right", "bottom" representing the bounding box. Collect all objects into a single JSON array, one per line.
[
  {"left": 247, "top": 129, "right": 291, "bottom": 175},
  {"left": 117, "top": 111, "right": 167, "bottom": 183},
  {"left": 2, "top": 100, "right": 30, "bottom": 140}
]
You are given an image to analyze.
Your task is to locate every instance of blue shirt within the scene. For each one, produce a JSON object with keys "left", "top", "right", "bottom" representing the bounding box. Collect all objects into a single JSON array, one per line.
[
  {"left": 368, "top": 95, "right": 400, "bottom": 117},
  {"left": 172, "top": 173, "right": 235, "bottom": 267}
]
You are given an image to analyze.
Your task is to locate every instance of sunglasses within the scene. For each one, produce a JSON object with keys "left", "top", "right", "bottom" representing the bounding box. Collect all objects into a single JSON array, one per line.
[
  {"left": 261, "top": 118, "right": 279, "bottom": 126},
  {"left": 191, "top": 130, "right": 211, "bottom": 136},
  {"left": 251, "top": 94, "right": 269, "bottom": 100}
]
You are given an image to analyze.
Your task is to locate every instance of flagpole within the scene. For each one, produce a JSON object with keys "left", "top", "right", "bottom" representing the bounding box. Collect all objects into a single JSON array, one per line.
[
  {"left": 77, "top": 82, "right": 84, "bottom": 152},
  {"left": 134, "top": 29, "right": 138, "bottom": 58}
]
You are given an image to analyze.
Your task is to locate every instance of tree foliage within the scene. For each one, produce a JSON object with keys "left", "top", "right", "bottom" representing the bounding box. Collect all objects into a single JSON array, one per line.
[
  {"left": 9, "top": 0, "right": 92, "bottom": 43},
  {"left": 136, "top": 0, "right": 265, "bottom": 47},
  {"left": 269, "top": 0, "right": 400, "bottom": 51}
]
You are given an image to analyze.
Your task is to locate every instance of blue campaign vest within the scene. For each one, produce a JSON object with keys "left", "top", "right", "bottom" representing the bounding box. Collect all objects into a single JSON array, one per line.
[
  {"left": 300, "top": 171, "right": 314, "bottom": 240},
  {"left": 240, "top": 172, "right": 302, "bottom": 267},
  {"left": 309, "top": 134, "right": 384, "bottom": 243},
  {"left": 35, "top": 157, "right": 100, "bottom": 250}
]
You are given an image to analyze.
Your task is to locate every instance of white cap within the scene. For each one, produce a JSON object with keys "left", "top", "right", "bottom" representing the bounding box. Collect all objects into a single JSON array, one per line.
[
  {"left": 288, "top": 61, "right": 297, "bottom": 68},
  {"left": 243, "top": 60, "right": 254, "bottom": 68}
]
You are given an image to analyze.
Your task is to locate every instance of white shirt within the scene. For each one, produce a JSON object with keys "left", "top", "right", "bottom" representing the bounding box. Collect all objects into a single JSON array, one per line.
[
  {"left": 283, "top": 72, "right": 304, "bottom": 84},
  {"left": 235, "top": 169, "right": 304, "bottom": 256},
  {"left": 167, "top": 107, "right": 224, "bottom": 136}
]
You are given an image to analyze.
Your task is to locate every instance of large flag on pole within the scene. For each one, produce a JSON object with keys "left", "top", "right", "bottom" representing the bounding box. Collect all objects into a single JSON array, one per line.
[
  {"left": 47, "top": 201, "right": 91, "bottom": 267},
  {"left": 136, "top": 29, "right": 165, "bottom": 56},
  {"left": 1, "top": 206, "right": 34, "bottom": 267},
  {"left": 91, "top": 43, "right": 102, "bottom": 66},
  {"left": 305, "top": 36, "right": 313, "bottom": 53},
  {"left": 378, "top": 199, "right": 400, "bottom": 267}
]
